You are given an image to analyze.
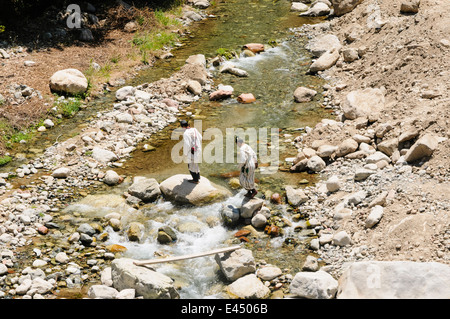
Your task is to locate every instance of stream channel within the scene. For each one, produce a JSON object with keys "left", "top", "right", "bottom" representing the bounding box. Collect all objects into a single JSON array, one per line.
[{"left": 4, "top": 0, "right": 335, "bottom": 298}]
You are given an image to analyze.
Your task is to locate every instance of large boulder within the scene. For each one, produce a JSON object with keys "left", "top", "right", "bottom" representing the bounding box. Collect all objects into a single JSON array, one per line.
[
  {"left": 159, "top": 174, "right": 231, "bottom": 206},
  {"left": 49, "top": 69, "right": 88, "bottom": 95},
  {"left": 337, "top": 261, "right": 450, "bottom": 298},
  {"left": 331, "top": 0, "right": 364, "bottom": 16},
  {"left": 111, "top": 258, "right": 179, "bottom": 299},
  {"left": 342, "top": 88, "right": 385, "bottom": 120},
  {"left": 127, "top": 176, "right": 161, "bottom": 203}
]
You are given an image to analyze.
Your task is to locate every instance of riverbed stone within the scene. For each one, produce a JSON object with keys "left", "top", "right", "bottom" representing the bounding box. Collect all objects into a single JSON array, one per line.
[
  {"left": 294, "top": 86, "right": 317, "bottom": 102},
  {"left": 209, "top": 89, "right": 233, "bottom": 101},
  {"left": 88, "top": 285, "right": 119, "bottom": 299},
  {"left": 307, "top": 155, "right": 326, "bottom": 172},
  {"left": 103, "top": 170, "right": 121, "bottom": 186},
  {"left": 303, "top": 255, "right": 319, "bottom": 272},
  {"left": 289, "top": 271, "right": 338, "bottom": 299},
  {"left": 243, "top": 43, "right": 265, "bottom": 54},
  {"left": 307, "top": 34, "right": 342, "bottom": 57},
  {"left": 128, "top": 176, "right": 161, "bottom": 203},
  {"left": 337, "top": 261, "right": 450, "bottom": 298},
  {"left": 52, "top": 167, "right": 71, "bottom": 179},
  {"left": 256, "top": 265, "right": 282, "bottom": 281},
  {"left": 300, "top": 2, "right": 331, "bottom": 17},
  {"left": 285, "top": 186, "right": 308, "bottom": 206},
  {"left": 291, "top": 2, "right": 309, "bottom": 12},
  {"left": 215, "top": 249, "right": 256, "bottom": 282},
  {"left": 219, "top": 204, "right": 240, "bottom": 228},
  {"left": 115, "top": 86, "right": 135, "bottom": 101},
  {"left": 160, "top": 174, "right": 231, "bottom": 206},
  {"left": 251, "top": 213, "right": 267, "bottom": 228},
  {"left": 354, "top": 168, "right": 376, "bottom": 181},
  {"left": 342, "top": 47, "right": 359, "bottom": 62},
  {"left": 226, "top": 274, "right": 270, "bottom": 299},
  {"left": 240, "top": 197, "right": 264, "bottom": 218},
  {"left": 309, "top": 47, "right": 340, "bottom": 73},
  {"left": 111, "top": 258, "right": 179, "bottom": 299},
  {"left": 92, "top": 147, "right": 118, "bottom": 163},
  {"left": 127, "top": 222, "right": 145, "bottom": 242}
]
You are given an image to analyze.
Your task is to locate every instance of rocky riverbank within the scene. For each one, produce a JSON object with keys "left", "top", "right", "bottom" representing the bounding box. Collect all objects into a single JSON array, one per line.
[
  {"left": 277, "top": 0, "right": 449, "bottom": 297},
  {"left": 0, "top": 0, "right": 449, "bottom": 300}
]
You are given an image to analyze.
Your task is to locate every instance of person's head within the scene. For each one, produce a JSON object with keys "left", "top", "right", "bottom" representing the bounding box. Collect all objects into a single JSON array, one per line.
[
  {"left": 235, "top": 136, "right": 244, "bottom": 147},
  {"left": 180, "top": 120, "right": 189, "bottom": 128}
]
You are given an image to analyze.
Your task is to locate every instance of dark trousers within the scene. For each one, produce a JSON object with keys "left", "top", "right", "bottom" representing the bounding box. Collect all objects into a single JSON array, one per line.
[{"left": 188, "top": 167, "right": 200, "bottom": 182}]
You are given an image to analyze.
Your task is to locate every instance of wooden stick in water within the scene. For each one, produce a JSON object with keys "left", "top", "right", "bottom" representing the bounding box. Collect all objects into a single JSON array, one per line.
[{"left": 133, "top": 245, "right": 242, "bottom": 266}]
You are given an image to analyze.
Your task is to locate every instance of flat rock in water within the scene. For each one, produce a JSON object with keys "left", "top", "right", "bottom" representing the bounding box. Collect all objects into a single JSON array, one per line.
[
  {"left": 127, "top": 176, "right": 161, "bottom": 203},
  {"left": 159, "top": 174, "right": 231, "bottom": 206}
]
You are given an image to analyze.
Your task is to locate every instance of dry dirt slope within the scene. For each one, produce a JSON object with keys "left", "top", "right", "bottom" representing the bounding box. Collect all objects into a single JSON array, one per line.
[{"left": 298, "top": 0, "right": 449, "bottom": 266}]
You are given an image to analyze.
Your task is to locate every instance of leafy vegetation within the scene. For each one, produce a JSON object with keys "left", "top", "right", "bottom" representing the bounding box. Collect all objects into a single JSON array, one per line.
[
  {"left": 0, "top": 155, "right": 12, "bottom": 166},
  {"left": 132, "top": 7, "right": 183, "bottom": 64},
  {"left": 216, "top": 48, "right": 236, "bottom": 60},
  {"left": 53, "top": 96, "right": 83, "bottom": 118}
]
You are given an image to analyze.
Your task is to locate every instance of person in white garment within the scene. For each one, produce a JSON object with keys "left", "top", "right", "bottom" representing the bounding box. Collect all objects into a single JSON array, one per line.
[
  {"left": 236, "top": 137, "right": 258, "bottom": 198},
  {"left": 181, "top": 120, "right": 202, "bottom": 184}
]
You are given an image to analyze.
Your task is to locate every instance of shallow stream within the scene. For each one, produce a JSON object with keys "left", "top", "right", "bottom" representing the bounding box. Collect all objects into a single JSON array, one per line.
[{"left": 8, "top": 0, "right": 334, "bottom": 298}]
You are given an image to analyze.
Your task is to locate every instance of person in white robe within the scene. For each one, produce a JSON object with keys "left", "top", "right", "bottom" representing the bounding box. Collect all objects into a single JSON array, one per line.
[
  {"left": 181, "top": 120, "right": 202, "bottom": 183},
  {"left": 236, "top": 137, "right": 258, "bottom": 198}
]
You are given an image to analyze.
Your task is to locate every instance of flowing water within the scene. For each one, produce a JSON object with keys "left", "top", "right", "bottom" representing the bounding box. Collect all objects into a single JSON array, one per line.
[{"left": 10, "top": 0, "right": 334, "bottom": 298}]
